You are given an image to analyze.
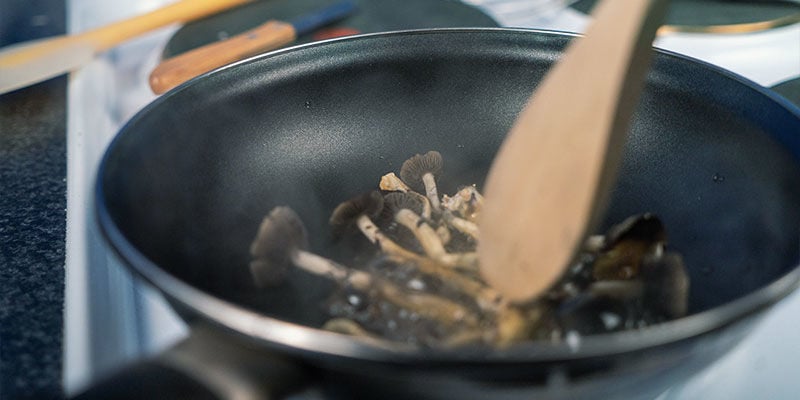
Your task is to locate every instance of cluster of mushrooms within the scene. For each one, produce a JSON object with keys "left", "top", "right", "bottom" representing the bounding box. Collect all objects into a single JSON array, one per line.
[{"left": 249, "top": 151, "right": 690, "bottom": 348}]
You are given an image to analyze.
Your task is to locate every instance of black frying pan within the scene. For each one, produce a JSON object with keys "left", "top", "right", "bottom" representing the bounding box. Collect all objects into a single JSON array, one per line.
[{"left": 82, "top": 29, "right": 800, "bottom": 399}]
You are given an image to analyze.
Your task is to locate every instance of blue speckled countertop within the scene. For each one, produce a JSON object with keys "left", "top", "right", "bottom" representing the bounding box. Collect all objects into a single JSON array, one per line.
[{"left": 0, "top": 1, "right": 66, "bottom": 398}]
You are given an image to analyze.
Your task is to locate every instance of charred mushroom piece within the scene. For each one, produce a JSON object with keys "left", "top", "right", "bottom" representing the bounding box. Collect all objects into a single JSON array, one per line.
[
  {"left": 330, "top": 191, "right": 419, "bottom": 261},
  {"left": 400, "top": 151, "right": 444, "bottom": 211},
  {"left": 640, "top": 252, "right": 690, "bottom": 319},
  {"left": 592, "top": 213, "right": 667, "bottom": 280},
  {"left": 557, "top": 252, "right": 689, "bottom": 334},
  {"left": 379, "top": 172, "right": 411, "bottom": 193}
]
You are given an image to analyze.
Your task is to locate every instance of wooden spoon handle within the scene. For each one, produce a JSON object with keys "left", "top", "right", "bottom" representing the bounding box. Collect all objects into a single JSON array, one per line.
[
  {"left": 149, "top": 21, "right": 296, "bottom": 94},
  {"left": 79, "top": 0, "right": 252, "bottom": 51},
  {"left": 479, "top": 0, "right": 670, "bottom": 302},
  {"left": 0, "top": 0, "right": 251, "bottom": 94}
]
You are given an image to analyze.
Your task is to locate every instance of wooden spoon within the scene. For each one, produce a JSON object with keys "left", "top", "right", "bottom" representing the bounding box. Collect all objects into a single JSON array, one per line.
[{"left": 478, "top": 0, "right": 670, "bottom": 302}]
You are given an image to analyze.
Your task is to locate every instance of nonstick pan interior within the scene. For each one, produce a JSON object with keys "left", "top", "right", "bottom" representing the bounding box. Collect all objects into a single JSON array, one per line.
[{"left": 97, "top": 29, "right": 800, "bottom": 360}]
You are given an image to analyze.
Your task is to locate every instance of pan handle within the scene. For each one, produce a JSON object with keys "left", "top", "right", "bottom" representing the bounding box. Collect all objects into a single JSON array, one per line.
[{"left": 71, "top": 324, "right": 308, "bottom": 400}]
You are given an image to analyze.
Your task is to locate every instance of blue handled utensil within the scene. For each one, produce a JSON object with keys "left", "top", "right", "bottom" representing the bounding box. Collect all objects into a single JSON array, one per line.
[{"left": 149, "top": 1, "right": 357, "bottom": 94}]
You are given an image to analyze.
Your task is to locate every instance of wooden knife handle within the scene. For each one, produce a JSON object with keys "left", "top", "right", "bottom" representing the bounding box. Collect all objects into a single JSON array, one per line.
[{"left": 149, "top": 20, "right": 296, "bottom": 94}]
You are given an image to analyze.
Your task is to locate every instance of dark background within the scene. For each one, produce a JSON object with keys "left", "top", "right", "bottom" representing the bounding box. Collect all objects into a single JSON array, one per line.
[{"left": 0, "top": 0, "right": 67, "bottom": 399}]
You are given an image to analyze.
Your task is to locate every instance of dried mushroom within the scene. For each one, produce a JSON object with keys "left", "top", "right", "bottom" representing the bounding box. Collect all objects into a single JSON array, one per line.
[
  {"left": 251, "top": 207, "right": 479, "bottom": 335},
  {"left": 249, "top": 151, "right": 691, "bottom": 348},
  {"left": 249, "top": 206, "right": 309, "bottom": 287},
  {"left": 329, "top": 191, "right": 385, "bottom": 240},
  {"left": 379, "top": 172, "right": 411, "bottom": 193},
  {"left": 384, "top": 192, "right": 479, "bottom": 271},
  {"left": 400, "top": 151, "right": 444, "bottom": 211},
  {"left": 329, "top": 191, "right": 419, "bottom": 262},
  {"left": 592, "top": 213, "right": 667, "bottom": 280}
]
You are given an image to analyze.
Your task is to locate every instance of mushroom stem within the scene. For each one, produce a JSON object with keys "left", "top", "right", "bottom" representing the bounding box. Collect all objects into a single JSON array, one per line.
[
  {"left": 292, "top": 248, "right": 371, "bottom": 287},
  {"left": 394, "top": 209, "right": 447, "bottom": 258},
  {"left": 353, "top": 214, "right": 422, "bottom": 261},
  {"left": 394, "top": 208, "right": 478, "bottom": 272},
  {"left": 411, "top": 191, "right": 433, "bottom": 220},
  {"left": 292, "top": 247, "right": 475, "bottom": 326},
  {"left": 413, "top": 257, "right": 506, "bottom": 313},
  {"left": 422, "top": 172, "right": 441, "bottom": 211},
  {"left": 400, "top": 151, "right": 443, "bottom": 213},
  {"left": 437, "top": 252, "right": 479, "bottom": 273},
  {"left": 376, "top": 234, "right": 425, "bottom": 262},
  {"left": 443, "top": 211, "right": 480, "bottom": 240},
  {"left": 330, "top": 192, "right": 423, "bottom": 262},
  {"left": 355, "top": 214, "right": 381, "bottom": 244}
]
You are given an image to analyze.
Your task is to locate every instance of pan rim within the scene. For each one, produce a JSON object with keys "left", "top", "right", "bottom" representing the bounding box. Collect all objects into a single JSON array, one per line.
[{"left": 96, "top": 27, "right": 800, "bottom": 364}]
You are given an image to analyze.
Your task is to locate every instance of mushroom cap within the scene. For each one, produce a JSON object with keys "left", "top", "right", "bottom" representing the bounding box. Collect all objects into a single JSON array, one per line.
[
  {"left": 383, "top": 192, "right": 426, "bottom": 217},
  {"left": 249, "top": 206, "right": 309, "bottom": 286},
  {"left": 329, "top": 191, "right": 384, "bottom": 229},
  {"left": 399, "top": 151, "right": 443, "bottom": 192}
]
